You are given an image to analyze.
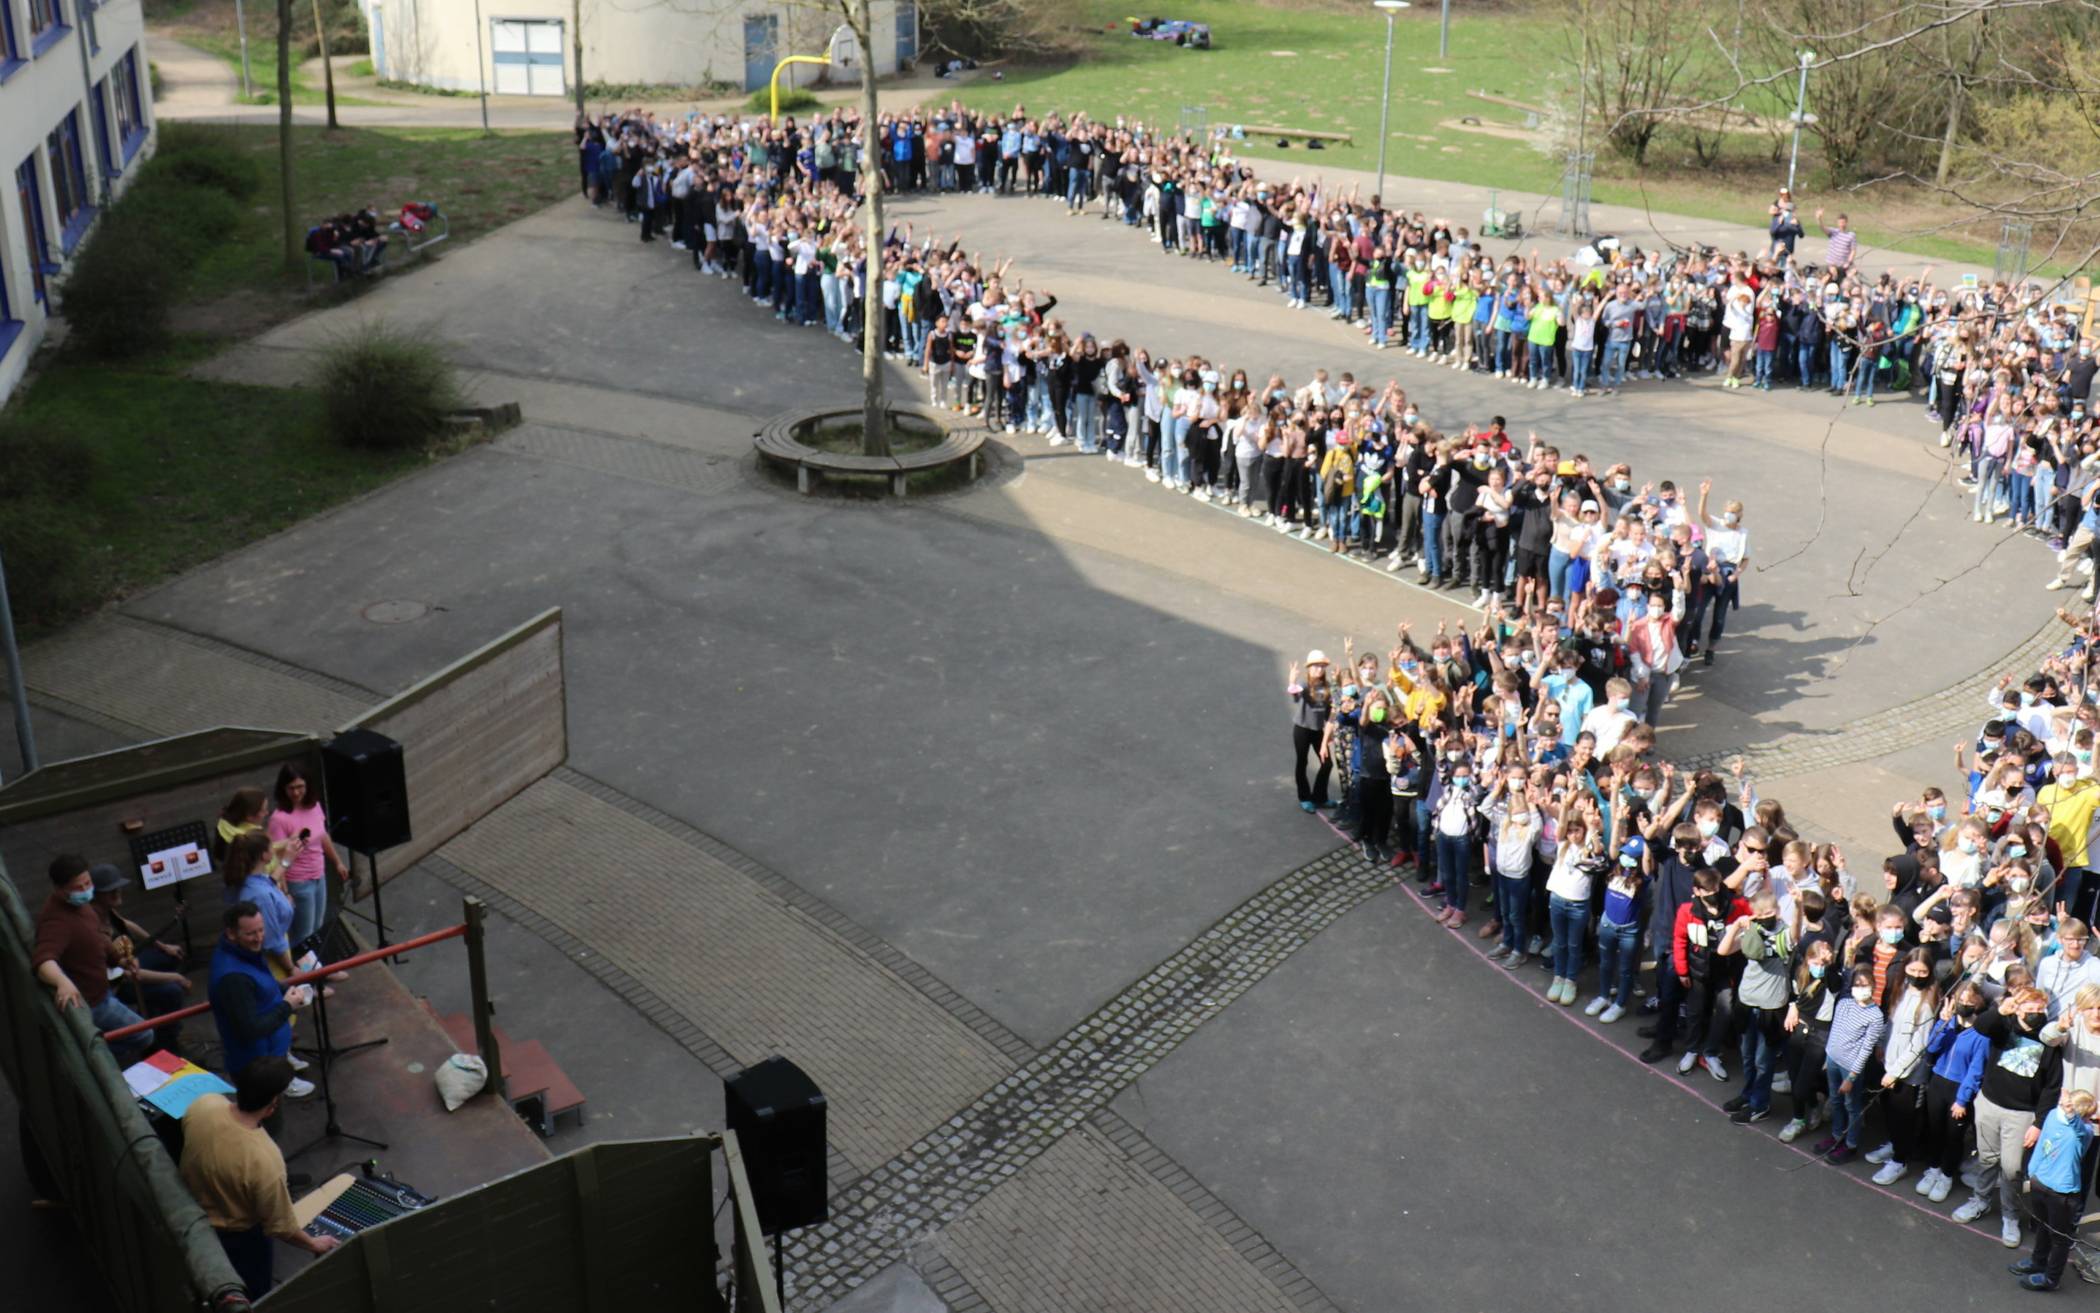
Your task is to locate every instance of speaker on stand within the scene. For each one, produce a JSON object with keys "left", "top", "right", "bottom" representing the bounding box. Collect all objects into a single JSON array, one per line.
[
  {"left": 321, "top": 728, "right": 412, "bottom": 950},
  {"left": 724, "top": 1056, "right": 828, "bottom": 1307}
]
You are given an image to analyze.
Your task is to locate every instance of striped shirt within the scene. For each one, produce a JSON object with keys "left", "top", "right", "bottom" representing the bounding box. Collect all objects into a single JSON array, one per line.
[
  {"left": 1825, "top": 226, "right": 1857, "bottom": 269},
  {"left": 1826, "top": 996, "right": 1888, "bottom": 1076}
]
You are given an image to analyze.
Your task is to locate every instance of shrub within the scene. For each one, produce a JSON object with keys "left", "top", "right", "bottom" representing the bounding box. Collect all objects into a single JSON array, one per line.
[
  {"left": 749, "top": 86, "right": 820, "bottom": 115},
  {"left": 0, "top": 495, "right": 99, "bottom": 627},
  {"left": 313, "top": 322, "right": 464, "bottom": 450},
  {"left": 0, "top": 422, "right": 101, "bottom": 503},
  {"left": 162, "top": 147, "right": 263, "bottom": 201},
  {"left": 60, "top": 221, "right": 175, "bottom": 359}
]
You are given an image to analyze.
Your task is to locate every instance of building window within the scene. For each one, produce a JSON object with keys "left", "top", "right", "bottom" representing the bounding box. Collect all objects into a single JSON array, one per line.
[
  {"left": 0, "top": 0, "right": 24, "bottom": 81},
  {"left": 895, "top": 0, "right": 917, "bottom": 64},
  {"left": 115, "top": 46, "right": 147, "bottom": 160},
  {"left": 91, "top": 78, "right": 116, "bottom": 177},
  {"left": 15, "top": 156, "right": 51, "bottom": 304},
  {"left": 47, "top": 110, "right": 92, "bottom": 250},
  {"left": 28, "top": 0, "right": 67, "bottom": 56}
]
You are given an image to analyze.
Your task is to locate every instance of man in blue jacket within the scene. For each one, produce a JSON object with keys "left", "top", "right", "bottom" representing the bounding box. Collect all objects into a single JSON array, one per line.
[{"left": 209, "top": 903, "right": 313, "bottom": 1099}]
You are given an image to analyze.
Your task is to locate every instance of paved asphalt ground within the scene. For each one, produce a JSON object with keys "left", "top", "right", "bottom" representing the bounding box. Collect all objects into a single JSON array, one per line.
[{"left": 5, "top": 176, "right": 2061, "bottom": 1309}]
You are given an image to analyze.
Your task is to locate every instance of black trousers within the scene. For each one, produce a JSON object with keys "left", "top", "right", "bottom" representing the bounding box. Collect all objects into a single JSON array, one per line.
[
  {"left": 1359, "top": 779, "right": 1393, "bottom": 847},
  {"left": 1785, "top": 1034, "right": 1828, "bottom": 1122},
  {"left": 2031, "top": 1184, "right": 2084, "bottom": 1286},
  {"left": 1922, "top": 1073, "right": 1971, "bottom": 1177},
  {"left": 1293, "top": 725, "right": 1332, "bottom": 805},
  {"left": 1883, "top": 1076, "right": 1928, "bottom": 1165}
]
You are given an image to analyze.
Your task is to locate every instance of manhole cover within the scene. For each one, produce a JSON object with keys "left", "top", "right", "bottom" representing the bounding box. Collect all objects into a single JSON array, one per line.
[{"left": 362, "top": 600, "right": 430, "bottom": 624}]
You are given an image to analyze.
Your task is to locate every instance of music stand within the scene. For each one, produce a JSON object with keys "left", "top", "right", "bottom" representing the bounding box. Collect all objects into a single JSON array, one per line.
[
  {"left": 286, "top": 981, "right": 388, "bottom": 1162},
  {"left": 127, "top": 821, "right": 215, "bottom": 961}
]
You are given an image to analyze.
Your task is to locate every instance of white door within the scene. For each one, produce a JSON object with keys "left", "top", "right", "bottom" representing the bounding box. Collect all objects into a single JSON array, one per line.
[
  {"left": 525, "top": 20, "right": 565, "bottom": 96},
  {"left": 491, "top": 20, "right": 530, "bottom": 95}
]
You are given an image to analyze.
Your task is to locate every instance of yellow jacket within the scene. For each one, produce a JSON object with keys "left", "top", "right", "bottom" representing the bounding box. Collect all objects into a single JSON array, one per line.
[{"left": 2039, "top": 777, "right": 2100, "bottom": 869}]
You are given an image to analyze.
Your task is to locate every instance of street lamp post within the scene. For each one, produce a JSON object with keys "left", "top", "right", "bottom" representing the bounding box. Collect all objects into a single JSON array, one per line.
[
  {"left": 1439, "top": 0, "right": 1450, "bottom": 59},
  {"left": 1786, "top": 50, "right": 1815, "bottom": 193},
  {"left": 1373, "top": 0, "right": 1410, "bottom": 206}
]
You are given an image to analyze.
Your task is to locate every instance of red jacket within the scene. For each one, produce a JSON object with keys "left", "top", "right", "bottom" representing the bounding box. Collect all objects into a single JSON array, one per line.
[{"left": 1672, "top": 894, "right": 1751, "bottom": 979}]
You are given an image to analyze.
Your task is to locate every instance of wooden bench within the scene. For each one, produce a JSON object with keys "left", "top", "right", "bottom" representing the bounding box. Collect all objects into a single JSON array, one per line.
[
  {"left": 1233, "top": 124, "right": 1354, "bottom": 148},
  {"left": 754, "top": 404, "right": 986, "bottom": 496}
]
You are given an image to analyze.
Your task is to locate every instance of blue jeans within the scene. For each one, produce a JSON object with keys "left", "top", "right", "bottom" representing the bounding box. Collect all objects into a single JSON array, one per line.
[
  {"left": 1740, "top": 1007, "right": 1782, "bottom": 1111},
  {"left": 1824, "top": 1057, "right": 1867, "bottom": 1146},
  {"left": 288, "top": 877, "right": 328, "bottom": 948},
  {"left": 2008, "top": 470, "right": 2035, "bottom": 524},
  {"left": 1753, "top": 347, "right": 1773, "bottom": 386},
  {"left": 1528, "top": 342, "right": 1553, "bottom": 385},
  {"left": 1596, "top": 917, "right": 1640, "bottom": 1005},
  {"left": 820, "top": 272, "right": 844, "bottom": 334},
  {"left": 1435, "top": 833, "right": 1473, "bottom": 912},
  {"left": 1973, "top": 456, "right": 2005, "bottom": 517},
  {"left": 1601, "top": 340, "right": 1632, "bottom": 388},
  {"left": 1367, "top": 285, "right": 1393, "bottom": 346},
  {"left": 1850, "top": 354, "right": 1878, "bottom": 398},
  {"left": 1071, "top": 394, "right": 1099, "bottom": 451},
  {"left": 752, "top": 251, "right": 773, "bottom": 302},
  {"left": 1795, "top": 341, "right": 1816, "bottom": 387},
  {"left": 1065, "top": 168, "right": 1088, "bottom": 207},
  {"left": 1163, "top": 415, "right": 1191, "bottom": 485},
  {"left": 90, "top": 993, "right": 151, "bottom": 1062},
  {"left": 1497, "top": 872, "right": 1530, "bottom": 955},
  {"left": 1290, "top": 253, "right": 1311, "bottom": 304},
  {"left": 1547, "top": 547, "right": 1573, "bottom": 598},
  {"left": 1570, "top": 349, "right": 1592, "bottom": 393},
  {"left": 1828, "top": 340, "right": 1849, "bottom": 389},
  {"left": 1549, "top": 894, "right": 1588, "bottom": 980},
  {"left": 1409, "top": 304, "right": 1431, "bottom": 353},
  {"left": 1421, "top": 509, "right": 1444, "bottom": 578}
]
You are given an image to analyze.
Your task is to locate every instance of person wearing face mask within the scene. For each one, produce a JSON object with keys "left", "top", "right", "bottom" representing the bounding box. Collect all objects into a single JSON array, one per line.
[
  {"left": 1777, "top": 939, "right": 1837, "bottom": 1143},
  {"left": 1430, "top": 754, "right": 1482, "bottom": 928},
  {"left": 2038, "top": 917, "right": 2100, "bottom": 1018},
  {"left": 1670, "top": 868, "right": 1750, "bottom": 1081},
  {"left": 1355, "top": 689, "right": 1397, "bottom": 866},
  {"left": 1864, "top": 949, "right": 1944, "bottom": 1186},
  {"left": 1818, "top": 965, "right": 1890, "bottom": 1163},
  {"left": 31, "top": 853, "right": 154, "bottom": 1062},
  {"left": 1692, "top": 478, "right": 1748, "bottom": 667},
  {"left": 1918, "top": 981, "right": 1994, "bottom": 1203},
  {"left": 1719, "top": 891, "right": 1792, "bottom": 1124},
  {"left": 1286, "top": 653, "right": 1335, "bottom": 815},
  {"left": 2036, "top": 754, "right": 2100, "bottom": 925},
  {"left": 1951, "top": 985, "right": 2062, "bottom": 1245}
]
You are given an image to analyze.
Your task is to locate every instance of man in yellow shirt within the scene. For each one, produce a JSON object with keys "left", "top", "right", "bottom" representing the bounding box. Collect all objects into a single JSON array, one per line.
[
  {"left": 2039, "top": 753, "right": 2100, "bottom": 920},
  {"left": 181, "top": 1056, "right": 339, "bottom": 1296}
]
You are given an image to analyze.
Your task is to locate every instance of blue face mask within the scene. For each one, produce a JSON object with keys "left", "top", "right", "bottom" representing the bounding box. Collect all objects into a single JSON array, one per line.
[
  {"left": 1879, "top": 927, "right": 1904, "bottom": 945},
  {"left": 1808, "top": 964, "right": 1827, "bottom": 980},
  {"left": 65, "top": 888, "right": 94, "bottom": 907}
]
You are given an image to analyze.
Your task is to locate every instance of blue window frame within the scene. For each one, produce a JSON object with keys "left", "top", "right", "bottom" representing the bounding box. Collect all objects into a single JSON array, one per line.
[
  {"left": 0, "top": 0, "right": 24, "bottom": 83},
  {"left": 115, "top": 47, "right": 147, "bottom": 161},
  {"left": 47, "top": 110, "right": 93, "bottom": 251},
  {"left": 91, "top": 78, "right": 116, "bottom": 177},
  {"left": 28, "top": 0, "right": 68, "bottom": 58},
  {"left": 15, "top": 156, "right": 51, "bottom": 304}
]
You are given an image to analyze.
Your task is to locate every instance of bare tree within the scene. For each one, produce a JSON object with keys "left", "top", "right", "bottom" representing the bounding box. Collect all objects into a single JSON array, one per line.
[
  {"left": 1560, "top": 0, "right": 1711, "bottom": 165},
  {"left": 277, "top": 0, "right": 298, "bottom": 271}
]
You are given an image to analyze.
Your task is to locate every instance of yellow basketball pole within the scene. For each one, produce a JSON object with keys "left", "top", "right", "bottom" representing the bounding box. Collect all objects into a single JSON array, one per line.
[{"left": 769, "top": 55, "right": 831, "bottom": 121}]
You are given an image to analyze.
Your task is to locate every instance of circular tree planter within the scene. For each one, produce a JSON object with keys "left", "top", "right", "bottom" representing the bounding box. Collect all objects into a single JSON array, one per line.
[{"left": 753, "top": 403, "right": 987, "bottom": 498}]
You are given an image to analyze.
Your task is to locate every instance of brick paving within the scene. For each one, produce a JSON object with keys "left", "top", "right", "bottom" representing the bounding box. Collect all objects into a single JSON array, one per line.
[
  {"left": 436, "top": 774, "right": 1017, "bottom": 1174},
  {"left": 927, "top": 1126, "right": 1303, "bottom": 1313}
]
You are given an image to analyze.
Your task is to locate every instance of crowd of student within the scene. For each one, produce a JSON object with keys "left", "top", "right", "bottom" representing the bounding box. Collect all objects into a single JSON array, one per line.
[
  {"left": 1282, "top": 607, "right": 2100, "bottom": 1289},
  {"left": 575, "top": 100, "right": 2099, "bottom": 601}
]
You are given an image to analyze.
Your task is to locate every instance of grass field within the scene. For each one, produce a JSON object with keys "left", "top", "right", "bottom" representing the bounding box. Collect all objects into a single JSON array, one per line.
[{"left": 950, "top": 0, "right": 2039, "bottom": 272}]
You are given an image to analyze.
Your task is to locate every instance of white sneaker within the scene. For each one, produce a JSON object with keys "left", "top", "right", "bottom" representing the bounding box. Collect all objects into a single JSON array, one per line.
[
  {"left": 1951, "top": 1196, "right": 1991, "bottom": 1224},
  {"left": 1474, "top": 590, "right": 1492, "bottom": 608},
  {"left": 1386, "top": 554, "right": 1404, "bottom": 573},
  {"left": 287, "top": 1053, "right": 311, "bottom": 1072},
  {"left": 1678, "top": 1050, "right": 1699, "bottom": 1075},
  {"left": 2082, "top": 557, "right": 2096, "bottom": 575},
  {"left": 1599, "top": 1003, "right": 1625, "bottom": 1023},
  {"left": 2001, "top": 1214, "right": 2023, "bottom": 1248},
  {"left": 1047, "top": 434, "right": 1066, "bottom": 446},
  {"left": 1771, "top": 1071, "right": 1792, "bottom": 1095},
  {"left": 2083, "top": 581, "right": 2095, "bottom": 601},
  {"left": 1871, "top": 1160, "right": 1909, "bottom": 1186},
  {"left": 1778, "top": 1118, "right": 1809, "bottom": 1143},
  {"left": 286, "top": 1076, "right": 317, "bottom": 1100},
  {"left": 1144, "top": 469, "right": 1160, "bottom": 483},
  {"left": 1296, "top": 526, "right": 1314, "bottom": 540},
  {"left": 1959, "top": 1165, "right": 1983, "bottom": 1191},
  {"left": 1915, "top": 1167, "right": 1941, "bottom": 1197},
  {"left": 2048, "top": 578, "right": 2069, "bottom": 591},
  {"left": 1584, "top": 995, "right": 1608, "bottom": 1017},
  {"left": 1703, "top": 1054, "right": 1728, "bottom": 1082},
  {"left": 1864, "top": 1142, "right": 1895, "bottom": 1165},
  {"left": 1928, "top": 1171, "right": 1953, "bottom": 1203}
]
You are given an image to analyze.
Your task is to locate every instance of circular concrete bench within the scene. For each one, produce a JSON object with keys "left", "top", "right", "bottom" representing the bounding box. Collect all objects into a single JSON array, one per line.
[{"left": 753, "top": 404, "right": 986, "bottom": 497}]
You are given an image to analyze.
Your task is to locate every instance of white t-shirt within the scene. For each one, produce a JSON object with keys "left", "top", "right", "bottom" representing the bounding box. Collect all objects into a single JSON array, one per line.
[
  {"left": 1490, "top": 806, "right": 1539, "bottom": 877},
  {"left": 1545, "top": 843, "right": 1593, "bottom": 901},
  {"left": 1581, "top": 705, "right": 1637, "bottom": 755}
]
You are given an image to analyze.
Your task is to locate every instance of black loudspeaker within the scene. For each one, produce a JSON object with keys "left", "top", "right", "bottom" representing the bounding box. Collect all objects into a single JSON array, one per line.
[
  {"left": 723, "top": 1056, "right": 828, "bottom": 1235},
  {"left": 320, "top": 729, "right": 412, "bottom": 853}
]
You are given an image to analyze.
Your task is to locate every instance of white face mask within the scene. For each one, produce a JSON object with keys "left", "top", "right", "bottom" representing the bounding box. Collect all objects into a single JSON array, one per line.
[{"left": 1851, "top": 987, "right": 1874, "bottom": 1004}]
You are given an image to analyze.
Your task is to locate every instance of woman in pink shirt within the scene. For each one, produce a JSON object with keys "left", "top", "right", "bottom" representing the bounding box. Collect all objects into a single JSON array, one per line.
[{"left": 266, "top": 763, "right": 347, "bottom": 951}]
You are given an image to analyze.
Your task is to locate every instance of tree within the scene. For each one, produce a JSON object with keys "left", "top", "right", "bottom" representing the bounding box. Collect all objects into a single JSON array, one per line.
[
  {"left": 277, "top": 0, "right": 297, "bottom": 271},
  {"left": 572, "top": 0, "right": 585, "bottom": 121},
  {"left": 1560, "top": 0, "right": 1711, "bottom": 165},
  {"left": 310, "top": 0, "right": 339, "bottom": 129}
]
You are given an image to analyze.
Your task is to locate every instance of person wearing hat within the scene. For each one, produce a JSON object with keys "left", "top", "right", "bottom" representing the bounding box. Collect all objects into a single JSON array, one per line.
[
  {"left": 1287, "top": 651, "right": 1336, "bottom": 814},
  {"left": 31, "top": 854, "right": 155, "bottom": 1062},
  {"left": 90, "top": 862, "right": 192, "bottom": 1051}
]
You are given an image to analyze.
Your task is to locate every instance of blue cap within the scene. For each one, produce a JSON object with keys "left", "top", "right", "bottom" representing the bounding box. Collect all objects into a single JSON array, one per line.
[{"left": 1619, "top": 836, "right": 1646, "bottom": 860}]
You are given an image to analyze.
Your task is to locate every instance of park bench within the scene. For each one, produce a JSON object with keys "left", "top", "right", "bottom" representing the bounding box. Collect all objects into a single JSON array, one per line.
[
  {"left": 1232, "top": 124, "right": 1354, "bottom": 149},
  {"left": 755, "top": 405, "right": 985, "bottom": 496}
]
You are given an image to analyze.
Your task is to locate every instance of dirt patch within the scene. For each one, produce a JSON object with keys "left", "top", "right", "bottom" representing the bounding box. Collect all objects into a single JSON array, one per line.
[
  {"left": 170, "top": 288, "right": 291, "bottom": 340},
  {"left": 1441, "top": 117, "right": 1543, "bottom": 144}
]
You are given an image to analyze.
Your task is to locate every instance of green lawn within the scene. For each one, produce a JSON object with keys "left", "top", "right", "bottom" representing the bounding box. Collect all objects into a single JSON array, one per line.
[
  {"left": 161, "top": 122, "right": 572, "bottom": 310},
  {"left": 950, "top": 0, "right": 2040, "bottom": 272},
  {"left": 2, "top": 363, "right": 433, "bottom": 632}
]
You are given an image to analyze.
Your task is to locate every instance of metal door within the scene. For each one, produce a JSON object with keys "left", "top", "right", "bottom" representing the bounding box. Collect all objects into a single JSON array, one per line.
[
  {"left": 743, "top": 14, "right": 778, "bottom": 92},
  {"left": 895, "top": 0, "right": 917, "bottom": 64},
  {"left": 491, "top": 19, "right": 530, "bottom": 95},
  {"left": 525, "top": 19, "right": 565, "bottom": 96}
]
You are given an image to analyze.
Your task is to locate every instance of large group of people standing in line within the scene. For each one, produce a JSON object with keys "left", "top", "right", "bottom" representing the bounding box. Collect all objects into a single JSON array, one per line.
[
  {"left": 575, "top": 98, "right": 2100, "bottom": 597},
  {"left": 1281, "top": 601, "right": 2100, "bottom": 1290}
]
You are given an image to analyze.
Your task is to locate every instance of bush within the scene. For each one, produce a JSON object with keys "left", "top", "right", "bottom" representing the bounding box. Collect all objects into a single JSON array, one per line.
[
  {"left": 0, "top": 422, "right": 100, "bottom": 503},
  {"left": 60, "top": 221, "right": 175, "bottom": 358},
  {"left": 313, "top": 322, "right": 464, "bottom": 450},
  {"left": 749, "top": 86, "right": 820, "bottom": 115},
  {"left": 161, "top": 147, "right": 263, "bottom": 201},
  {"left": 0, "top": 494, "right": 99, "bottom": 627}
]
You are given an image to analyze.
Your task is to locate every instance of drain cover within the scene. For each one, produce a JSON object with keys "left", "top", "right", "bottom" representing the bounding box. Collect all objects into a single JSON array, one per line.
[{"left": 361, "top": 600, "right": 430, "bottom": 624}]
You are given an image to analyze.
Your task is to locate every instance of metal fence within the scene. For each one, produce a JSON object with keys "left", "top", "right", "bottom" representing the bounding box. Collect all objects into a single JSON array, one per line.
[{"left": 0, "top": 867, "right": 249, "bottom": 1312}]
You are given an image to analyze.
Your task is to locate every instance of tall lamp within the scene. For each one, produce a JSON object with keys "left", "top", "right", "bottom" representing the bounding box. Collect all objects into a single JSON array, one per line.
[{"left": 1373, "top": 1, "right": 1411, "bottom": 206}]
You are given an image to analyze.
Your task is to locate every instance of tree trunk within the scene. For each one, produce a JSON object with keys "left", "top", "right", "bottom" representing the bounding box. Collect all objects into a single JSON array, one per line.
[
  {"left": 572, "top": 0, "right": 585, "bottom": 121},
  {"left": 856, "top": 1, "right": 889, "bottom": 458},
  {"left": 310, "top": 0, "right": 338, "bottom": 129},
  {"left": 278, "top": 0, "right": 297, "bottom": 271},
  {"left": 1935, "top": 74, "right": 1962, "bottom": 187}
]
